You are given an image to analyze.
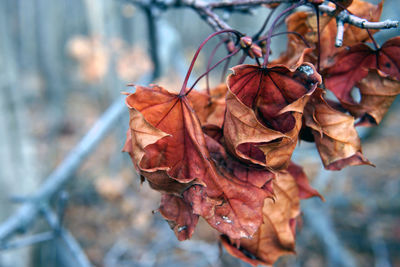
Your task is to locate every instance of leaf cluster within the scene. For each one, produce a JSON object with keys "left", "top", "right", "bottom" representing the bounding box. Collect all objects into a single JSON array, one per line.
[{"left": 123, "top": 0, "right": 399, "bottom": 265}]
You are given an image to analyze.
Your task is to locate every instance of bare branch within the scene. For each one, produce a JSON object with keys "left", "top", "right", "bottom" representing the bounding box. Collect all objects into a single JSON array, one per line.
[
  {"left": 317, "top": 3, "right": 400, "bottom": 32},
  {"left": 318, "top": 5, "right": 399, "bottom": 47},
  {"left": 335, "top": 17, "right": 345, "bottom": 47},
  {"left": 0, "top": 231, "right": 54, "bottom": 250},
  {"left": 127, "top": 1, "right": 399, "bottom": 48},
  {"left": 128, "top": 0, "right": 296, "bottom": 9},
  {"left": 318, "top": 4, "right": 335, "bottom": 15},
  {"left": 0, "top": 76, "right": 151, "bottom": 243},
  {"left": 208, "top": 0, "right": 293, "bottom": 9},
  {"left": 193, "top": 6, "right": 232, "bottom": 31},
  {"left": 335, "top": 9, "right": 399, "bottom": 30}
]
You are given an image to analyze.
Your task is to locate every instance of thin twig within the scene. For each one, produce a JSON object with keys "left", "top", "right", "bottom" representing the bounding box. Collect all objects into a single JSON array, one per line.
[
  {"left": 128, "top": 0, "right": 296, "bottom": 9},
  {"left": 318, "top": 4, "right": 335, "bottom": 15},
  {"left": 206, "top": 38, "right": 227, "bottom": 94},
  {"left": 192, "top": 5, "right": 232, "bottom": 31},
  {"left": 318, "top": 5, "right": 399, "bottom": 48},
  {"left": 335, "top": 16, "right": 345, "bottom": 47},
  {"left": 127, "top": 0, "right": 399, "bottom": 47},
  {"left": 335, "top": 10, "right": 399, "bottom": 30},
  {"left": 208, "top": 0, "right": 294, "bottom": 9},
  {"left": 314, "top": 3, "right": 321, "bottom": 72},
  {"left": 253, "top": 6, "right": 277, "bottom": 39}
]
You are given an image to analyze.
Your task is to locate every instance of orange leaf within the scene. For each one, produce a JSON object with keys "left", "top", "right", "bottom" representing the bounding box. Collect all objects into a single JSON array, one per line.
[
  {"left": 342, "top": 0, "right": 383, "bottom": 46},
  {"left": 124, "top": 85, "right": 270, "bottom": 239},
  {"left": 124, "top": 130, "right": 191, "bottom": 195},
  {"left": 304, "top": 89, "right": 372, "bottom": 170},
  {"left": 272, "top": 36, "right": 314, "bottom": 71},
  {"left": 183, "top": 134, "right": 274, "bottom": 239},
  {"left": 159, "top": 193, "right": 199, "bottom": 241},
  {"left": 324, "top": 37, "right": 400, "bottom": 125},
  {"left": 288, "top": 162, "right": 324, "bottom": 200},
  {"left": 221, "top": 164, "right": 322, "bottom": 266},
  {"left": 221, "top": 168, "right": 305, "bottom": 266},
  {"left": 124, "top": 85, "right": 211, "bottom": 184},
  {"left": 284, "top": 0, "right": 383, "bottom": 69},
  {"left": 224, "top": 63, "right": 321, "bottom": 170},
  {"left": 187, "top": 83, "right": 227, "bottom": 128},
  {"left": 205, "top": 132, "right": 275, "bottom": 194},
  {"left": 343, "top": 70, "right": 400, "bottom": 126}
]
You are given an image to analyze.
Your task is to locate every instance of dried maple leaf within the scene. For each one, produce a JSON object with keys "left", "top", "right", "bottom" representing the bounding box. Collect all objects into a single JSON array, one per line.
[
  {"left": 334, "top": 0, "right": 354, "bottom": 11},
  {"left": 123, "top": 85, "right": 212, "bottom": 184},
  {"left": 205, "top": 132, "right": 275, "bottom": 194},
  {"left": 272, "top": 35, "right": 313, "bottom": 71},
  {"left": 123, "top": 130, "right": 191, "bottom": 195},
  {"left": 182, "top": 134, "right": 274, "bottom": 239},
  {"left": 304, "top": 89, "right": 372, "bottom": 170},
  {"left": 287, "top": 162, "right": 324, "bottom": 200},
  {"left": 224, "top": 63, "right": 321, "bottom": 170},
  {"left": 159, "top": 193, "right": 199, "bottom": 241},
  {"left": 284, "top": 0, "right": 383, "bottom": 69},
  {"left": 184, "top": 179, "right": 270, "bottom": 240},
  {"left": 325, "top": 37, "right": 400, "bottom": 96},
  {"left": 123, "top": 85, "right": 270, "bottom": 239},
  {"left": 324, "top": 37, "right": 400, "bottom": 125},
  {"left": 221, "top": 165, "right": 321, "bottom": 266},
  {"left": 344, "top": 70, "right": 400, "bottom": 126},
  {"left": 187, "top": 83, "right": 227, "bottom": 128},
  {"left": 220, "top": 162, "right": 322, "bottom": 266}
]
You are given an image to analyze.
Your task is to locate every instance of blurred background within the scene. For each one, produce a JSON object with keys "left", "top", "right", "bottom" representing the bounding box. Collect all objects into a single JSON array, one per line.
[{"left": 0, "top": 0, "right": 399, "bottom": 266}]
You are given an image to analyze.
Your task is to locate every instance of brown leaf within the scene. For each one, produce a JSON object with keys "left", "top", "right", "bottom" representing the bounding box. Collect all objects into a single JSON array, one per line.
[
  {"left": 272, "top": 36, "right": 314, "bottom": 71},
  {"left": 224, "top": 90, "right": 287, "bottom": 167},
  {"left": 122, "top": 109, "right": 169, "bottom": 169},
  {"left": 287, "top": 162, "right": 324, "bottom": 200},
  {"left": 140, "top": 170, "right": 193, "bottom": 195},
  {"left": 304, "top": 89, "right": 372, "bottom": 170},
  {"left": 221, "top": 164, "right": 322, "bottom": 266},
  {"left": 343, "top": 70, "right": 400, "bottom": 126},
  {"left": 205, "top": 132, "right": 275, "bottom": 194},
  {"left": 221, "top": 170, "right": 302, "bottom": 266},
  {"left": 285, "top": 0, "right": 383, "bottom": 69},
  {"left": 224, "top": 63, "right": 321, "bottom": 170},
  {"left": 159, "top": 194, "right": 199, "bottom": 241},
  {"left": 123, "top": 130, "right": 191, "bottom": 195},
  {"left": 184, "top": 181, "right": 268, "bottom": 240},
  {"left": 124, "top": 85, "right": 270, "bottom": 239},
  {"left": 124, "top": 85, "right": 211, "bottom": 184},
  {"left": 342, "top": 0, "right": 383, "bottom": 46},
  {"left": 334, "top": 0, "right": 354, "bottom": 11},
  {"left": 185, "top": 136, "right": 273, "bottom": 239},
  {"left": 324, "top": 37, "right": 400, "bottom": 125},
  {"left": 187, "top": 83, "right": 227, "bottom": 128}
]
